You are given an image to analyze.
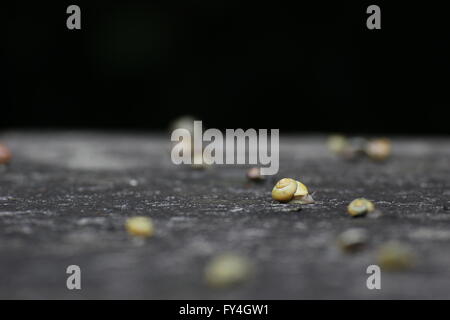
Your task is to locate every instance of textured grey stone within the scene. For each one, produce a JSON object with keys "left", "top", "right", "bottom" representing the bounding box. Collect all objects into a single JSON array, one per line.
[{"left": 0, "top": 132, "right": 449, "bottom": 299}]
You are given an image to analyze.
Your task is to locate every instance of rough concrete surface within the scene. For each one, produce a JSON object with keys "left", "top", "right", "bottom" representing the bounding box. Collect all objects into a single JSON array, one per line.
[{"left": 0, "top": 131, "right": 449, "bottom": 299}]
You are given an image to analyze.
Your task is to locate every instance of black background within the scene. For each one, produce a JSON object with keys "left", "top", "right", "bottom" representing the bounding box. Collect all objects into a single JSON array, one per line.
[{"left": 2, "top": 1, "right": 449, "bottom": 133}]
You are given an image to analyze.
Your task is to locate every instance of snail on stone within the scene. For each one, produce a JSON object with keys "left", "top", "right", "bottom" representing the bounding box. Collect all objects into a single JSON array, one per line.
[
  {"left": 272, "top": 178, "right": 315, "bottom": 204},
  {"left": 347, "top": 198, "right": 375, "bottom": 217},
  {"left": 125, "top": 216, "right": 154, "bottom": 237}
]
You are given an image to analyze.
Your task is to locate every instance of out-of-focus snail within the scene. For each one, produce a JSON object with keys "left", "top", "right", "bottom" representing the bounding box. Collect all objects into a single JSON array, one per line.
[
  {"left": 347, "top": 198, "right": 375, "bottom": 217},
  {"left": 204, "top": 253, "right": 252, "bottom": 287},
  {"left": 125, "top": 216, "right": 154, "bottom": 237},
  {"left": 0, "top": 144, "right": 12, "bottom": 165},
  {"left": 365, "top": 138, "right": 391, "bottom": 161},
  {"left": 377, "top": 242, "right": 415, "bottom": 271},
  {"left": 246, "top": 167, "right": 265, "bottom": 182},
  {"left": 337, "top": 228, "right": 368, "bottom": 252}
]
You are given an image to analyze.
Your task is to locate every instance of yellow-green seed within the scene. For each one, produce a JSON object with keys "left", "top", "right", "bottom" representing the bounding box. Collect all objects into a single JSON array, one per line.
[
  {"left": 377, "top": 242, "right": 415, "bottom": 271},
  {"left": 125, "top": 216, "right": 154, "bottom": 237},
  {"left": 347, "top": 198, "right": 375, "bottom": 217},
  {"left": 205, "top": 254, "right": 252, "bottom": 288}
]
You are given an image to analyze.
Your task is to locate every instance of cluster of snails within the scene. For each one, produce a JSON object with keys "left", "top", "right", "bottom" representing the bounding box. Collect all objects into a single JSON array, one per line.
[
  {"left": 271, "top": 178, "right": 315, "bottom": 204},
  {"left": 271, "top": 178, "right": 378, "bottom": 219},
  {"left": 328, "top": 135, "right": 391, "bottom": 161}
]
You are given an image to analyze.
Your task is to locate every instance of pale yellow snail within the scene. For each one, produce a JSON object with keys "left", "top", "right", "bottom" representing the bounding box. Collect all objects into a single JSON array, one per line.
[
  {"left": 125, "top": 216, "right": 154, "bottom": 237},
  {"left": 272, "top": 178, "right": 315, "bottom": 204},
  {"left": 327, "top": 135, "right": 349, "bottom": 155},
  {"left": 377, "top": 242, "right": 415, "bottom": 271},
  {"left": 347, "top": 198, "right": 375, "bottom": 217},
  {"left": 204, "top": 254, "right": 252, "bottom": 287}
]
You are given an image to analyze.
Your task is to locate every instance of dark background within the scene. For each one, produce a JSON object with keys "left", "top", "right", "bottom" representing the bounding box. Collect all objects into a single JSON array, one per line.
[{"left": 2, "top": 1, "right": 449, "bottom": 133}]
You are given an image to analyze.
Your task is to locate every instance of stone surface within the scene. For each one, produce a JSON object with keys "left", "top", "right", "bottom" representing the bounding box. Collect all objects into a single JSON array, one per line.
[{"left": 0, "top": 131, "right": 449, "bottom": 299}]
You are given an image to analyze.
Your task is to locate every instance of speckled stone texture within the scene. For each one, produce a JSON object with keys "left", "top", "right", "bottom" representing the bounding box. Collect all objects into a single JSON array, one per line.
[{"left": 0, "top": 132, "right": 449, "bottom": 299}]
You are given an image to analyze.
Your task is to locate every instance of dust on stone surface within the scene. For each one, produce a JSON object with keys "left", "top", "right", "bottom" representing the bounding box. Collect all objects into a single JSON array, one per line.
[{"left": 0, "top": 131, "right": 450, "bottom": 299}]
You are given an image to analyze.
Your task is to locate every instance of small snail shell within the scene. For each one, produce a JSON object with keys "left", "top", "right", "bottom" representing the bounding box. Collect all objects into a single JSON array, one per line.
[
  {"left": 246, "top": 167, "right": 264, "bottom": 182},
  {"left": 0, "top": 144, "right": 12, "bottom": 165},
  {"left": 327, "top": 135, "right": 348, "bottom": 154},
  {"left": 337, "top": 228, "right": 368, "bottom": 252},
  {"left": 366, "top": 138, "right": 391, "bottom": 161},
  {"left": 377, "top": 242, "right": 415, "bottom": 271},
  {"left": 272, "top": 178, "right": 298, "bottom": 202},
  {"left": 204, "top": 254, "right": 252, "bottom": 287},
  {"left": 347, "top": 198, "right": 375, "bottom": 217},
  {"left": 125, "top": 216, "right": 154, "bottom": 237}
]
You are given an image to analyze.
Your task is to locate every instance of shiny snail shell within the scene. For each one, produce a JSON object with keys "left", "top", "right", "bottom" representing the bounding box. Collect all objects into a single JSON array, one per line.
[
  {"left": 347, "top": 198, "right": 375, "bottom": 217},
  {"left": 271, "top": 178, "right": 298, "bottom": 202}
]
